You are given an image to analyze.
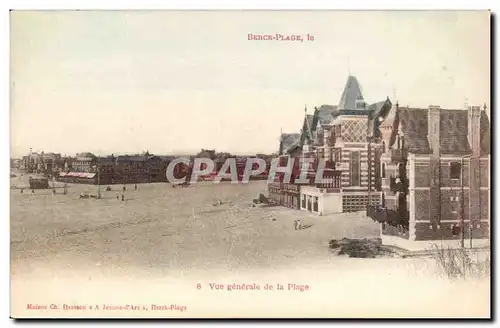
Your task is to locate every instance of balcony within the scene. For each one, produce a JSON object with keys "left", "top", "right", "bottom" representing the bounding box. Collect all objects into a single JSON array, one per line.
[
  {"left": 366, "top": 205, "right": 409, "bottom": 224},
  {"left": 282, "top": 183, "right": 300, "bottom": 193},
  {"left": 390, "top": 149, "right": 405, "bottom": 163},
  {"left": 267, "top": 182, "right": 283, "bottom": 193}
]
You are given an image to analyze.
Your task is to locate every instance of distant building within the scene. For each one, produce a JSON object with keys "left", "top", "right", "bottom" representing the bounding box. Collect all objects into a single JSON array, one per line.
[
  {"left": 115, "top": 155, "right": 166, "bottom": 183},
  {"left": 96, "top": 156, "right": 117, "bottom": 184},
  {"left": 21, "top": 149, "right": 63, "bottom": 174},
  {"left": 72, "top": 152, "right": 97, "bottom": 172}
]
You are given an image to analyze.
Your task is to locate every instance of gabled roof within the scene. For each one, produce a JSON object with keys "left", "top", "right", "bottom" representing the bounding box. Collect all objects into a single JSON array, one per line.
[
  {"left": 305, "top": 114, "right": 314, "bottom": 137},
  {"left": 369, "top": 98, "right": 392, "bottom": 138},
  {"left": 396, "top": 108, "right": 431, "bottom": 154},
  {"left": 368, "top": 98, "right": 392, "bottom": 118},
  {"left": 299, "top": 114, "right": 315, "bottom": 146},
  {"left": 316, "top": 105, "right": 338, "bottom": 125},
  {"left": 439, "top": 110, "right": 471, "bottom": 155},
  {"left": 280, "top": 133, "right": 301, "bottom": 154},
  {"left": 394, "top": 107, "right": 490, "bottom": 155},
  {"left": 338, "top": 76, "right": 364, "bottom": 110}
]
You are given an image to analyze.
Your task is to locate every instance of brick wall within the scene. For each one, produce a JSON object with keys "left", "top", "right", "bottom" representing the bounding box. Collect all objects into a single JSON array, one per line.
[
  {"left": 480, "top": 161, "right": 489, "bottom": 188},
  {"left": 414, "top": 160, "right": 474, "bottom": 187},
  {"left": 414, "top": 164, "right": 430, "bottom": 187},
  {"left": 480, "top": 190, "right": 489, "bottom": 222},
  {"left": 439, "top": 162, "right": 470, "bottom": 187},
  {"left": 414, "top": 190, "right": 430, "bottom": 221},
  {"left": 414, "top": 189, "right": 471, "bottom": 222},
  {"left": 415, "top": 222, "right": 489, "bottom": 241},
  {"left": 440, "top": 189, "right": 469, "bottom": 221}
]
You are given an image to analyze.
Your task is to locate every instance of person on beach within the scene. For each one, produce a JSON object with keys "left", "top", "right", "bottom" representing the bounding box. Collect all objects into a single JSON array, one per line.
[
  {"left": 294, "top": 220, "right": 298, "bottom": 230},
  {"left": 20, "top": 189, "right": 23, "bottom": 194},
  {"left": 295, "top": 219, "right": 302, "bottom": 230},
  {"left": 116, "top": 192, "right": 119, "bottom": 200},
  {"left": 31, "top": 189, "right": 35, "bottom": 194},
  {"left": 134, "top": 184, "right": 137, "bottom": 191},
  {"left": 121, "top": 194, "right": 125, "bottom": 201}
]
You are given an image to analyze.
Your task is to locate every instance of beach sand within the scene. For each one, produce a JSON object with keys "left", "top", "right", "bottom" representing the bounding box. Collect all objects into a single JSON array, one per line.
[{"left": 10, "top": 180, "right": 490, "bottom": 318}]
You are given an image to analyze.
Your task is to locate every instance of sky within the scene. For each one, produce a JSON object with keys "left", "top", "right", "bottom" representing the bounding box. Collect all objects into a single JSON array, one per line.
[{"left": 10, "top": 10, "right": 490, "bottom": 158}]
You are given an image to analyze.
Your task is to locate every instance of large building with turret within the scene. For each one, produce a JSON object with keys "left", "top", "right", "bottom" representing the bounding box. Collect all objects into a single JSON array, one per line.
[
  {"left": 267, "top": 75, "right": 490, "bottom": 247},
  {"left": 269, "top": 75, "right": 391, "bottom": 214}
]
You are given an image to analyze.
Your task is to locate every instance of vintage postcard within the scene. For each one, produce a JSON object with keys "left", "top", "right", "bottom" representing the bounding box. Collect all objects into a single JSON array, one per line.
[{"left": 10, "top": 10, "right": 491, "bottom": 318}]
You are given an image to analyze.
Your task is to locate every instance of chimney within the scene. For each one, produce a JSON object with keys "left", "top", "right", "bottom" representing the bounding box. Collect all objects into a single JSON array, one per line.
[
  {"left": 427, "top": 105, "right": 441, "bottom": 156},
  {"left": 427, "top": 105, "right": 441, "bottom": 226},
  {"left": 468, "top": 105, "right": 481, "bottom": 156}
]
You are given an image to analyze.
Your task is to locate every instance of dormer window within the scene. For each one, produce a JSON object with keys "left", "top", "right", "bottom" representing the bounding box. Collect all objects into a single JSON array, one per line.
[{"left": 356, "top": 101, "right": 366, "bottom": 109}]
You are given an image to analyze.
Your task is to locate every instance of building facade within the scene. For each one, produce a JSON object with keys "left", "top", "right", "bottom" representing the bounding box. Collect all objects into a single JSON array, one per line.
[
  {"left": 115, "top": 155, "right": 166, "bottom": 183},
  {"left": 268, "top": 75, "right": 391, "bottom": 215},
  {"left": 369, "top": 104, "right": 491, "bottom": 247},
  {"left": 72, "top": 152, "right": 97, "bottom": 172}
]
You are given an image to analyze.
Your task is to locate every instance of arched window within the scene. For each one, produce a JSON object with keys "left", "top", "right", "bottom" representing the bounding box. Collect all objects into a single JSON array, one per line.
[
  {"left": 382, "top": 141, "right": 386, "bottom": 153},
  {"left": 381, "top": 163, "right": 386, "bottom": 179}
]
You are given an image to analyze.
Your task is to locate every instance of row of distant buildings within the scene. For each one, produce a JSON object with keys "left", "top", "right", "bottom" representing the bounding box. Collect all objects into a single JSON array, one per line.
[
  {"left": 12, "top": 149, "right": 273, "bottom": 185},
  {"left": 14, "top": 150, "right": 177, "bottom": 184},
  {"left": 268, "top": 75, "right": 490, "bottom": 248}
]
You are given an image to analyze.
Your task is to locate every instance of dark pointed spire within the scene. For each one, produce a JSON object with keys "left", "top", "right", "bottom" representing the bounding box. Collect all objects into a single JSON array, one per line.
[{"left": 338, "top": 76, "right": 364, "bottom": 110}]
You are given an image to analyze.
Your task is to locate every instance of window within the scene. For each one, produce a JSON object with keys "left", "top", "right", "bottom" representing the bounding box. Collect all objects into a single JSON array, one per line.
[
  {"left": 334, "top": 148, "right": 341, "bottom": 162},
  {"left": 451, "top": 197, "right": 458, "bottom": 214},
  {"left": 450, "top": 162, "right": 461, "bottom": 180},
  {"left": 382, "top": 141, "right": 386, "bottom": 153},
  {"left": 381, "top": 163, "right": 386, "bottom": 179},
  {"left": 451, "top": 224, "right": 461, "bottom": 236},
  {"left": 350, "top": 151, "right": 361, "bottom": 187}
]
